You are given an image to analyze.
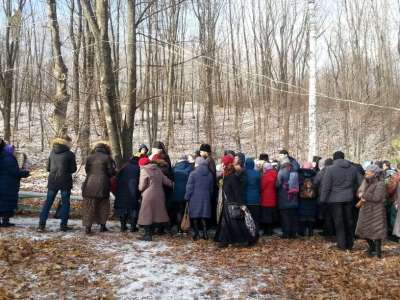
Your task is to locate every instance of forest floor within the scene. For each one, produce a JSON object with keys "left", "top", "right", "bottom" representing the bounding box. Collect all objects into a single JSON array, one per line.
[{"left": 1, "top": 216, "right": 400, "bottom": 299}]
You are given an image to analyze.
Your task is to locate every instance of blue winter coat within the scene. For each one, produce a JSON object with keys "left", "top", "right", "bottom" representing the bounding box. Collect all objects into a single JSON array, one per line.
[
  {"left": 244, "top": 158, "right": 261, "bottom": 205},
  {"left": 172, "top": 160, "right": 193, "bottom": 203},
  {"left": 276, "top": 168, "right": 299, "bottom": 209},
  {"left": 184, "top": 160, "right": 214, "bottom": 218},
  {"left": 297, "top": 168, "right": 318, "bottom": 220},
  {"left": 114, "top": 158, "right": 140, "bottom": 213},
  {"left": 0, "top": 150, "right": 29, "bottom": 213}
]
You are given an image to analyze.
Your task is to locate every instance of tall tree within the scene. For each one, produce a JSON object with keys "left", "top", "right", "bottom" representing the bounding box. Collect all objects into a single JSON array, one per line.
[{"left": 47, "top": 0, "right": 70, "bottom": 137}]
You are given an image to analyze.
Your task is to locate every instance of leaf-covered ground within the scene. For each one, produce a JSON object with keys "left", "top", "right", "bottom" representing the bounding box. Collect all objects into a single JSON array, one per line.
[{"left": 1, "top": 217, "right": 400, "bottom": 299}]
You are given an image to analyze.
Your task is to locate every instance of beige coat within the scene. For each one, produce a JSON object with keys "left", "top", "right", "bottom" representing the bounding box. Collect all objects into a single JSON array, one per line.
[
  {"left": 138, "top": 164, "right": 172, "bottom": 226},
  {"left": 355, "top": 178, "right": 387, "bottom": 240}
]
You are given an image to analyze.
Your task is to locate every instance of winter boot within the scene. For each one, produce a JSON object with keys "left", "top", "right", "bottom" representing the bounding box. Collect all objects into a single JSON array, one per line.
[
  {"left": 366, "top": 239, "right": 375, "bottom": 256},
  {"left": 201, "top": 219, "right": 208, "bottom": 240},
  {"left": 85, "top": 226, "right": 92, "bottom": 235},
  {"left": 155, "top": 225, "right": 166, "bottom": 236},
  {"left": 2, "top": 217, "right": 15, "bottom": 227},
  {"left": 120, "top": 218, "right": 128, "bottom": 232},
  {"left": 138, "top": 226, "right": 152, "bottom": 241},
  {"left": 130, "top": 219, "right": 138, "bottom": 232},
  {"left": 100, "top": 224, "right": 108, "bottom": 232},
  {"left": 60, "top": 224, "right": 72, "bottom": 232},
  {"left": 192, "top": 219, "right": 199, "bottom": 241},
  {"left": 374, "top": 240, "right": 382, "bottom": 258},
  {"left": 38, "top": 223, "right": 46, "bottom": 232},
  {"left": 307, "top": 223, "right": 314, "bottom": 237}
]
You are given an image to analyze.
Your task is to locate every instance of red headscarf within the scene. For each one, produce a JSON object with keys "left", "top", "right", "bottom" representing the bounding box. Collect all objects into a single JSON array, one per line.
[
  {"left": 221, "top": 155, "right": 235, "bottom": 177},
  {"left": 139, "top": 157, "right": 150, "bottom": 167}
]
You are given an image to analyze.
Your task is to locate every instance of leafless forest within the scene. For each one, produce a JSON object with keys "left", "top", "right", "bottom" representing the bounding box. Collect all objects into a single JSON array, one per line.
[{"left": 1, "top": 0, "right": 400, "bottom": 165}]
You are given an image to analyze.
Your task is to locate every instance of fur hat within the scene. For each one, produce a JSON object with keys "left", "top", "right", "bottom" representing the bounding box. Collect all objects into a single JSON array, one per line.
[
  {"left": 93, "top": 141, "right": 111, "bottom": 155},
  {"left": 200, "top": 143, "right": 212, "bottom": 153},
  {"left": 52, "top": 137, "right": 72, "bottom": 149}
]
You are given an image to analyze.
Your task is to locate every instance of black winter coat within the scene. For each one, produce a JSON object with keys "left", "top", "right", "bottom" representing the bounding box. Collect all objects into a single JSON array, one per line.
[
  {"left": 82, "top": 145, "right": 115, "bottom": 199},
  {"left": 114, "top": 158, "right": 140, "bottom": 211},
  {"left": 47, "top": 142, "right": 77, "bottom": 191},
  {"left": 320, "top": 159, "right": 362, "bottom": 204},
  {"left": 214, "top": 172, "right": 254, "bottom": 244}
]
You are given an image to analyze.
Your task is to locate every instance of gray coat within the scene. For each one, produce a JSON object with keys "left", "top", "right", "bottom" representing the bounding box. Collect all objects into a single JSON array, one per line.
[
  {"left": 138, "top": 164, "right": 172, "bottom": 226},
  {"left": 355, "top": 178, "right": 387, "bottom": 240},
  {"left": 320, "top": 159, "right": 362, "bottom": 204},
  {"left": 184, "top": 161, "right": 214, "bottom": 218},
  {"left": 276, "top": 168, "right": 298, "bottom": 209}
]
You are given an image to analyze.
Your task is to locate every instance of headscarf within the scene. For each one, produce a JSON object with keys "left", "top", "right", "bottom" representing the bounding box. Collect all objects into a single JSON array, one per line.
[
  {"left": 365, "top": 164, "right": 382, "bottom": 175},
  {"left": 222, "top": 155, "right": 235, "bottom": 177},
  {"left": 139, "top": 157, "right": 150, "bottom": 167},
  {"left": 263, "top": 162, "right": 273, "bottom": 172},
  {"left": 302, "top": 162, "right": 313, "bottom": 170},
  {"left": 195, "top": 156, "right": 207, "bottom": 167}
]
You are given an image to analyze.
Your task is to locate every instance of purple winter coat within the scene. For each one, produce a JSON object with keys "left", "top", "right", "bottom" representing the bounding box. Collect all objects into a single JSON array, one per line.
[{"left": 184, "top": 160, "right": 214, "bottom": 218}]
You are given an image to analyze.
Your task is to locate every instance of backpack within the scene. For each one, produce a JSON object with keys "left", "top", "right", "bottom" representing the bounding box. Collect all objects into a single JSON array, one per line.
[
  {"left": 300, "top": 178, "right": 316, "bottom": 199},
  {"left": 386, "top": 172, "right": 400, "bottom": 198}
]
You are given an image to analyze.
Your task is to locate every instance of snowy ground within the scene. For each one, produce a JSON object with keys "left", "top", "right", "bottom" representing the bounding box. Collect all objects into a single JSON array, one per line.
[{"left": 1, "top": 216, "right": 400, "bottom": 299}]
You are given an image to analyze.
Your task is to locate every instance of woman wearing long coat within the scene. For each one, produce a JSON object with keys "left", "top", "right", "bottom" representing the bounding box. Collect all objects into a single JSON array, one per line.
[
  {"left": 0, "top": 140, "right": 29, "bottom": 227},
  {"left": 138, "top": 159, "right": 172, "bottom": 241},
  {"left": 355, "top": 164, "right": 387, "bottom": 258},
  {"left": 214, "top": 155, "right": 255, "bottom": 247},
  {"left": 82, "top": 142, "right": 115, "bottom": 234},
  {"left": 260, "top": 162, "right": 278, "bottom": 235},
  {"left": 114, "top": 157, "right": 140, "bottom": 232},
  {"left": 185, "top": 157, "right": 214, "bottom": 240}
]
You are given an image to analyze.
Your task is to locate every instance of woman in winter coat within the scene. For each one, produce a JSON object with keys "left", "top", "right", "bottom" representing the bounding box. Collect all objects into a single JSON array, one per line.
[
  {"left": 260, "top": 162, "right": 278, "bottom": 236},
  {"left": 276, "top": 158, "right": 299, "bottom": 239},
  {"left": 81, "top": 142, "right": 115, "bottom": 234},
  {"left": 297, "top": 162, "right": 318, "bottom": 237},
  {"left": 244, "top": 158, "right": 261, "bottom": 231},
  {"left": 0, "top": 140, "right": 29, "bottom": 227},
  {"left": 393, "top": 185, "right": 400, "bottom": 238},
  {"left": 185, "top": 157, "right": 214, "bottom": 240},
  {"left": 172, "top": 156, "right": 194, "bottom": 232},
  {"left": 355, "top": 164, "right": 387, "bottom": 258},
  {"left": 114, "top": 157, "right": 140, "bottom": 232},
  {"left": 214, "top": 155, "right": 256, "bottom": 248},
  {"left": 138, "top": 158, "right": 173, "bottom": 241}
]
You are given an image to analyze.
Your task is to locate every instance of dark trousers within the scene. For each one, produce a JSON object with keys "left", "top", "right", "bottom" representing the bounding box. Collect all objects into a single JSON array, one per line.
[
  {"left": 280, "top": 208, "right": 298, "bottom": 237},
  {"left": 330, "top": 202, "right": 354, "bottom": 250},
  {"left": 39, "top": 189, "right": 71, "bottom": 226}
]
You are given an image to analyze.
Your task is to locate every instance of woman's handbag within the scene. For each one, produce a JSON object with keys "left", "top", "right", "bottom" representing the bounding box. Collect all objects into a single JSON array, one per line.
[
  {"left": 180, "top": 203, "right": 191, "bottom": 231},
  {"left": 227, "top": 204, "right": 244, "bottom": 219}
]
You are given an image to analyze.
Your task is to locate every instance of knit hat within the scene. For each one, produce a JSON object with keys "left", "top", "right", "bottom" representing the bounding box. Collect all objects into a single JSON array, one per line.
[
  {"left": 222, "top": 155, "right": 234, "bottom": 167},
  {"left": 365, "top": 164, "right": 382, "bottom": 174},
  {"left": 333, "top": 151, "right": 345, "bottom": 160},
  {"left": 139, "top": 157, "right": 150, "bottom": 167},
  {"left": 199, "top": 143, "right": 212, "bottom": 153},
  {"left": 263, "top": 162, "right": 273, "bottom": 172}
]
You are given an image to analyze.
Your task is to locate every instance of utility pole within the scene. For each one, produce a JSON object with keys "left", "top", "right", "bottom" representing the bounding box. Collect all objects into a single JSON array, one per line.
[{"left": 308, "top": 0, "right": 317, "bottom": 162}]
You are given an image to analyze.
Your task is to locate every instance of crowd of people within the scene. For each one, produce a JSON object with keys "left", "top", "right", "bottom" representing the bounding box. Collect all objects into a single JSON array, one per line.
[{"left": 1, "top": 136, "right": 400, "bottom": 258}]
